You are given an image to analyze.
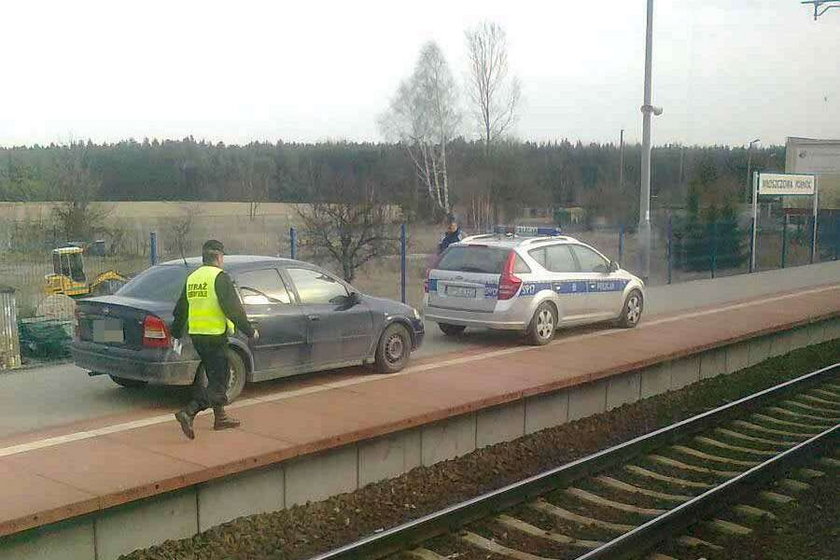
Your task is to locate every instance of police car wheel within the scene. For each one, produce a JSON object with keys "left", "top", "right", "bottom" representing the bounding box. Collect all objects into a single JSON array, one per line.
[
  {"left": 527, "top": 302, "right": 557, "bottom": 346},
  {"left": 376, "top": 323, "right": 411, "bottom": 373},
  {"left": 617, "top": 290, "right": 644, "bottom": 328},
  {"left": 193, "top": 349, "right": 247, "bottom": 403},
  {"left": 438, "top": 323, "right": 466, "bottom": 337}
]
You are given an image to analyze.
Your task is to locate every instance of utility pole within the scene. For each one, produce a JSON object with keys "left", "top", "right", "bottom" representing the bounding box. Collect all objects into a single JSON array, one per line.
[
  {"left": 746, "top": 138, "right": 760, "bottom": 203},
  {"left": 639, "top": 0, "right": 662, "bottom": 283},
  {"left": 619, "top": 129, "right": 625, "bottom": 191}
]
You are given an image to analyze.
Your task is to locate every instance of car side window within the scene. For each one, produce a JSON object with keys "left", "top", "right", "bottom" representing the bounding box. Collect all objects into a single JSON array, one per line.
[
  {"left": 286, "top": 267, "right": 349, "bottom": 304},
  {"left": 528, "top": 248, "right": 547, "bottom": 268},
  {"left": 514, "top": 254, "right": 531, "bottom": 274},
  {"left": 572, "top": 245, "right": 610, "bottom": 273},
  {"left": 544, "top": 245, "right": 578, "bottom": 273},
  {"left": 236, "top": 269, "right": 292, "bottom": 305}
]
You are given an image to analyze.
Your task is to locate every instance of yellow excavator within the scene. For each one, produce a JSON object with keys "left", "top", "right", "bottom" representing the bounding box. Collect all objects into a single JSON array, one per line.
[{"left": 44, "top": 245, "right": 128, "bottom": 298}]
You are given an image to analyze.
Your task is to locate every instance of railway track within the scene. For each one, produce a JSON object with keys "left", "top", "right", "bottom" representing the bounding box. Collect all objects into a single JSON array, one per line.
[{"left": 307, "top": 363, "right": 840, "bottom": 560}]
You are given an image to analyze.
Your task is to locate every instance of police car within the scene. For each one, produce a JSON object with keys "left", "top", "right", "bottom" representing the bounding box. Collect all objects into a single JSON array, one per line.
[{"left": 423, "top": 226, "right": 645, "bottom": 345}]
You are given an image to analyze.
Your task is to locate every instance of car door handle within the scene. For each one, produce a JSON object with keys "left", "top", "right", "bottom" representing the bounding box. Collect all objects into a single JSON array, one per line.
[{"left": 307, "top": 314, "right": 320, "bottom": 321}]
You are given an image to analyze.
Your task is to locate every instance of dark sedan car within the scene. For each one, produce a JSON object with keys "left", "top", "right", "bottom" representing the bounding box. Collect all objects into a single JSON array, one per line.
[{"left": 71, "top": 256, "right": 425, "bottom": 401}]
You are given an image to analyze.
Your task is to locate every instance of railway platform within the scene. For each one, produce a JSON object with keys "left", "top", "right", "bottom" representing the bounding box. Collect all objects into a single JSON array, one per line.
[{"left": 3, "top": 283, "right": 840, "bottom": 559}]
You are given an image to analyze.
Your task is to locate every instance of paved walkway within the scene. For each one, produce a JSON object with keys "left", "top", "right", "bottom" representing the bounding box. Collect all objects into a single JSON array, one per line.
[
  {"left": 2, "top": 283, "right": 840, "bottom": 538},
  {"left": 6, "top": 260, "right": 840, "bottom": 440}
]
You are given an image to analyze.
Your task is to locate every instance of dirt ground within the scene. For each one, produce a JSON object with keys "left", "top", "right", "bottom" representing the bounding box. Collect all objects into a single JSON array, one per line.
[{"left": 122, "top": 339, "right": 840, "bottom": 560}]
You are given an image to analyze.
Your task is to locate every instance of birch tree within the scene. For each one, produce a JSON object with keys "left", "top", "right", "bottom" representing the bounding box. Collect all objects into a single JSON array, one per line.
[
  {"left": 380, "top": 41, "right": 460, "bottom": 214},
  {"left": 465, "top": 22, "right": 521, "bottom": 154}
]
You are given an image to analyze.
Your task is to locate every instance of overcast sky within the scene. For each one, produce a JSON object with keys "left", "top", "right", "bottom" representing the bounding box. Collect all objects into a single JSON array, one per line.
[{"left": 0, "top": 0, "right": 837, "bottom": 148}]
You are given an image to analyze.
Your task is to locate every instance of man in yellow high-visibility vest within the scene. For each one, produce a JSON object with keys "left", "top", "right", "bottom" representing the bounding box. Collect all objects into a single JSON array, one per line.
[{"left": 171, "top": 240, "right": 257, "bottom": 440}]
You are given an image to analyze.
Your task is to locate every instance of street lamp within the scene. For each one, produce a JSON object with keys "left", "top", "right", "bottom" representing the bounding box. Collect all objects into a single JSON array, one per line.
[
  {"left": 746, "top": 138, "right": 760, "bottom": 203},
  {"left": 638, "top": 0, "right": 662, "bottom": 283},
  {"left": 802, "top": 0, "right": 840, "bottom": 19}
]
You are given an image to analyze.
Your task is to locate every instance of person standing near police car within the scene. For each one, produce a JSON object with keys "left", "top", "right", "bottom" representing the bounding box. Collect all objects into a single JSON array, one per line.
[
  {"left": 172, "top": 240, "right": 258, "bottom": 440},
  {"left": 438, "top": 213, "right": 463, "bottom": 254}
]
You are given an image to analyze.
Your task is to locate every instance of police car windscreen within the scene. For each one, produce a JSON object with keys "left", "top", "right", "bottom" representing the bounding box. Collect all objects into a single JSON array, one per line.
[
  {"left": 117, "top": 265, "right": 193, "bottom": 302},
  {"left": 437, "top": 247, "right": 510, "bottom": 274}
]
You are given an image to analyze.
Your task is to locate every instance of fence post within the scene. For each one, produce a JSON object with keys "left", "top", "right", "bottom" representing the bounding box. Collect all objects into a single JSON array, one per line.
[
  {"left": 400, "top": 224, "right": 407, "bottom": 304},
  {"left": 618, "top": 225, "right": 625, "bottom": 265},
  {"left": 781, "top": 214, "right": 788, "bottom": 269},
  {"left": 290, "top": 227, "right": 297, "bottom": 260},
  {"left": 710, "top": 221, "right": 718, "bottom": 279},
  {"left": 835, "top": 216, "right": 839, "bottom": 261},
  {"left": 149, "top": 232, "right": 158, "bottom": 266},
  {"left": 666, "top": 217, "right": 673, "bottom": 285},
  {"left": 748, "top": 217, "right": 756, "bottom": 273}
]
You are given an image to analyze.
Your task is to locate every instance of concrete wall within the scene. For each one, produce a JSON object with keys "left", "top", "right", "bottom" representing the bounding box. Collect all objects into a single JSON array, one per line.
[{"left": 4, "top": 318, "right": 839, "bottom": 560}]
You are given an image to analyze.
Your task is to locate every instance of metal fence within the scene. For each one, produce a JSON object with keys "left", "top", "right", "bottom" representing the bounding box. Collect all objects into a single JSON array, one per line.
[{"left": 4, "top": 213, "right": 840, "bottom": 321}]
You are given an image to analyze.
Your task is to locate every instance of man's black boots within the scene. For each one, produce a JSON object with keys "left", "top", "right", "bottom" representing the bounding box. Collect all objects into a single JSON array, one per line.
[
  {"left": 213, "top": 407, "right": 241, "bottom": 430},
  {"left": 175, "top": 408, "right": 196, "bottom": 440}
]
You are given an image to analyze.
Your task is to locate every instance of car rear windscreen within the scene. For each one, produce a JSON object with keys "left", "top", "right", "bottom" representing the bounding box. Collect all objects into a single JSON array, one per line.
[
  {"left": 436, "top": 246, "right": 511, "bottom": 274},
  {"left": 117, "top": 265, "right": 194, "bottom": 302}
]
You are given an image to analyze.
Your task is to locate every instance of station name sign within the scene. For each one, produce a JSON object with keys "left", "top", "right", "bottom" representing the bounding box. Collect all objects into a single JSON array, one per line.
[{"left": 758, "top": 173, "right": 816, "bottom": 196}]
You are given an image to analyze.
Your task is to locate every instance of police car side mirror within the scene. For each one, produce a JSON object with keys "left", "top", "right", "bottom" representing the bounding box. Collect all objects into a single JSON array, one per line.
[{"left": 609, "top": 260, "right": 619, "bottom": 273}]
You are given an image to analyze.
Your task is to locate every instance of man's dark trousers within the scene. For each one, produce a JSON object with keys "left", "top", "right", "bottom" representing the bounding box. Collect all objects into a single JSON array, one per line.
[{"left": 184, "top": 334, "right": 229, "bottom": 414}]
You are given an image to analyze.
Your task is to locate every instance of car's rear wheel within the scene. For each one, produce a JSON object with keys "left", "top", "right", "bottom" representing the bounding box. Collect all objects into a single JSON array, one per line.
[
  {"left": 109, "top": 375, "right": 148, "bottom": 389},
  {"left": 617, "top": 290, "right": 643, "bottom": 328},
  {"left": 194, "top": 348, "right": 247, "bottom": 403},
  {"left": 526, "top": 302, "right": 557, "bottom": 346},
  {"left": 438, "top": 323, "right": 466, "bottom": 337},
  {"left": 375, "top": 323, "right": 411, "bottom": 373}
]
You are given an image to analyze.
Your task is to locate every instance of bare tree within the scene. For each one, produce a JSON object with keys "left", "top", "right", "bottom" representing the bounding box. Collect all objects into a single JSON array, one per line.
[
  {"left": 165, "top": 203, "right": 202, "bottom": 261},
  {"left": 236, "top": 148, "right": 275, "bottom": 221},
  {"left": 465, "top": 22, "right": 521, "bottom": 154},
  {"left": 380, "top": 41, "right": 460, "bottom": 214},
  {"left": 51, "top": 144, "right": 109, "bottom": 243},
  {"left": 297, "top": 164, "right": 399, "bottom": 283}
]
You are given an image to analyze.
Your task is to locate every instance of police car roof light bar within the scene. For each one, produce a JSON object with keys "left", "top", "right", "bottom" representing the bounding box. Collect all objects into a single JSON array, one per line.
[{"left": 493, "top": 225, "right": 563, "bottom": 237}]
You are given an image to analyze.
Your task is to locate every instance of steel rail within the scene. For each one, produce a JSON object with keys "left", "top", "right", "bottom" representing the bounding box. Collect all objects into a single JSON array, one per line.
[{"left": 306, "top": 362, "right": 840, "bottom": 560}]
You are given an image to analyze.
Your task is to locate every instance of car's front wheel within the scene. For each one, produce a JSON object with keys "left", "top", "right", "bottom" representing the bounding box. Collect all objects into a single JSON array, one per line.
[
  {"left": 194, "top": 348, "right": 247, "bottom": 403},
  {"left": 375, "top": 323, "right": 411, "bottom": 373},
  {"left": 438, "top": 323, "right": 466, "bottom": 337},
  {"left": 617, "top": 290, "right": 644, "bottom": 328},
  {"left": 109, "top": 375, "right": 148, "bottom": 389},
  {"left": 526, "top": 302, "right": 557, "bottom": 346}
]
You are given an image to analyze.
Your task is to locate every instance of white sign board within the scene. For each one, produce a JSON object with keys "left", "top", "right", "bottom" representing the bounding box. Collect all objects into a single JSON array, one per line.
[
  {"left": 787, "top": 139, "right": 840, "bottom": 174},
  {"left": 758, "top": 173, "right": 816, "bottom": 196}
]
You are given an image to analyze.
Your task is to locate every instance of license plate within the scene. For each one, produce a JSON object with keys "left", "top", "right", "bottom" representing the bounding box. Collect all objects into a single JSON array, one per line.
[
  {"left": 92, "top": 319, "right": 124, "bottom": 344},
  {"left": 446, "top": 286, "right": 477, "bottom": 298}
]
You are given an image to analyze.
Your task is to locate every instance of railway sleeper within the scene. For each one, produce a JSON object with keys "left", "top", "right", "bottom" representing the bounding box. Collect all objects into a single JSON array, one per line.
[
  {"left": 565, "top": 487, "right": 666, "bottom": 517},
  {"left": 782, "top": 399, "right": 840, "bottom": 417},
  {"left": 624, "top": 464, "right": 713, "bottom": 489},
  {"left": 732, "top": 419, "right": 814, "bottom": 439},
  {"left": 693, "top": 436, "right": 778, "bottom": 457},
  {"left": 594, "top": 475, "right": 692, "bottom": 503},
  {"left": 714, "top": 427, "right": 794, "bottom": 448},
  {"left": 495, "top": 514, "right": 601, "bottom": 549},
  {"left": 670, "top": 445, "right": 759, "bottom": 468}
]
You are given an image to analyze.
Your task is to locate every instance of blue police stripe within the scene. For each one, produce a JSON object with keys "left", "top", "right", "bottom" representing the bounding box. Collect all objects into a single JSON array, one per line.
[{"left": 519, "top": 279, "right": 629, "bottom": 297}]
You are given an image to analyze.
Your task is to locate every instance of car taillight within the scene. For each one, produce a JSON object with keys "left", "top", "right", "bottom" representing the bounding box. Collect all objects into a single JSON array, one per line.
[
  {"left": 424, "top": 253, "right": 443, "bottom": 294},
  {"left": 142, "top": 315, "right": 171, "bottom": 348},
  {"left": 498, "top": 251, "right": 522, "bottom": 300}
]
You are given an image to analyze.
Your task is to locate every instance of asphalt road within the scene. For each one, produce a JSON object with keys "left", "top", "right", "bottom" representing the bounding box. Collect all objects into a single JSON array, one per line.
[{"left": 2, "top": 260, "right": 840, "bottom": 440}]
